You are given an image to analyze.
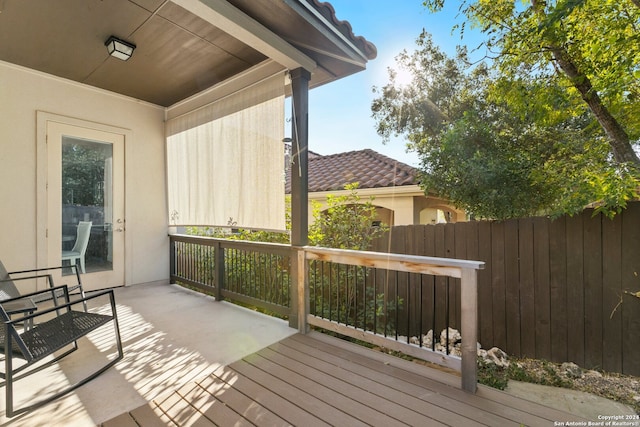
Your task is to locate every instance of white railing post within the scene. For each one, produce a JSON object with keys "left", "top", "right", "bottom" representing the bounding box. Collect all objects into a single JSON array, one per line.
[{"left": 460, "top": 267, "right": 478, "bottom": 393}]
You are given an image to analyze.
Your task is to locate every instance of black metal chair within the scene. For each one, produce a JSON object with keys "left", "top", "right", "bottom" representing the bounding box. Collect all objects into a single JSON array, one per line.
[
  {"left": 0, "top": 260, "right": 86, "bottom": 312},
  {"left": 0, "top": 285, "right": 123, "bottom": 417}
]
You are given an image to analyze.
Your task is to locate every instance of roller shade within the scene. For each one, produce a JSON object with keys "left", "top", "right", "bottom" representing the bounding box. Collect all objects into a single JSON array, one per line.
[{"left": 166, "top": 73, "right": 285, "bottom": 230}]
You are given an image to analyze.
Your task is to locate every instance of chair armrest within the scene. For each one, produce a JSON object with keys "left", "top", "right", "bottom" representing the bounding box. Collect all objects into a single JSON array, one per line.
[
  {"left": 0, "top": 284, "right": 70, "bottom": 305},
  {"left": 8, "top": 265, "right": 67, "bottom": 275},
  {"left": 9, "top": 265, "right": 82, "bottom": 291},
  {"left": 1, "top": 274, "right": 55, "bottom": 288},
  {"left": 5, "top": 288, "right": 116, "bottom": 326}
]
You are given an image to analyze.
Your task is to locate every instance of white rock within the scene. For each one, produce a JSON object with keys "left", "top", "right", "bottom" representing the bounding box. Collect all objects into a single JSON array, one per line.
[
  {"left": 440, "top": 327, "right": 462, "bottom": 346},
  {"left": 424, "top": 330, "right": 433, "bottom": 348},
  {"left": 561, "top": 362, "right": 582, "bottom": 378},
  {"left": 584, "top": 370, "right": 603, "bottom": 378},
  {"left": 485, "top": 347, "right": 510, "bottom": 368}
]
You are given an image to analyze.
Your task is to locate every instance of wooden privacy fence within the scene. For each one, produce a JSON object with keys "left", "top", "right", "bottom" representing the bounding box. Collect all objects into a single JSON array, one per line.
[{"left": 371, "top": 202, "right": 640, "bottom": 376}]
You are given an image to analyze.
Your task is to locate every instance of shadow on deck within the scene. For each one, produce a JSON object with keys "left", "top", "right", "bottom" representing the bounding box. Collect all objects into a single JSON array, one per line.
[
  {"left": 0, "top": 282, "right": 296, "bottom": 426},
  {"left": 105, "top": 332, "right": 590, "bottom": 427}
]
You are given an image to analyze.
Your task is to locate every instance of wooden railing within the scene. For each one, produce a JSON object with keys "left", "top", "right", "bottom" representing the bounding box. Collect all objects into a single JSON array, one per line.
[
  {"left": 169, "top": 234, "right": 484, "bottom": 392},
  {"left": 170, "top": 235, "right": 292, "bottom": 317},
  {"left": 298, "top": 246, "right": 484, "bottom": 392}
]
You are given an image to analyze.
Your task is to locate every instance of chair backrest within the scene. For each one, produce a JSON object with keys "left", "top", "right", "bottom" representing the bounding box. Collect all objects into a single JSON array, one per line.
[
  {"left": 0, "top": 260, "right": 20, "bottom": 301},
  {"left": 71, "top": 221, "right": 92, "bottom": 256}
]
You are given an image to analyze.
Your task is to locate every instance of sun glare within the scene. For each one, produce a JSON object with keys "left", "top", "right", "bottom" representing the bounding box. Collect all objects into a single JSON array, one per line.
[{"left": 393, "top": 66, "right": 414, "bottom": 87}]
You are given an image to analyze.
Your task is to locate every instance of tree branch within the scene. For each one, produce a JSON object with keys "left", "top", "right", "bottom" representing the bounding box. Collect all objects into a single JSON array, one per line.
[{"left": 550, "top": 47, "right": 640, "bottom": 165}]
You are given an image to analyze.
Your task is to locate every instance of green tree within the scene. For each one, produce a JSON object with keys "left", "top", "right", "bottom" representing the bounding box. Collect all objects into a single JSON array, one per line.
[
  {"left": 305, "top": 183, "right": 398, "bottom": 334},
  {"left": 372, "top": 27, "right": 639, "bottom": 219},
  {"left": 424, "top": 0, "right": 640, "bottom": 167},
  {"left": 308, "top": 182, "right": 387, "bottom": 250},
  {"left": 62, "top": 143, "right": 108, "bottom": 206}
]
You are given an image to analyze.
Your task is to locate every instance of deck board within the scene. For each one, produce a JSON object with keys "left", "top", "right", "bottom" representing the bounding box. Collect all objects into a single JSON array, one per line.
[
  {"left": 285, "top": 333, "right": 556, "bottom": 427},
  {"left": 196, "top": 374, "right": 291, "bottom": 427},
  {"left": 103, "top": 332, "right": 590, "bottom": 426}
]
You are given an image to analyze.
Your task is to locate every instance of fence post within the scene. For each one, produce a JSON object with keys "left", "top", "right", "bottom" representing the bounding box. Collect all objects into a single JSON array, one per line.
[
  {"left": 460, "top": 267, "right": 478, "bottom": 393},
  {"left": 214, "top": 241, "right": 224, "bottom": 302}
]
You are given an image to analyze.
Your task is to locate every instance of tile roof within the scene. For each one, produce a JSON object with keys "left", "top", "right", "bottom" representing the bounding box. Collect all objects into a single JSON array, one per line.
[
  {"left": 285, "top": 149, "right": 418, "bottom": 193},
  {"left": 310, "top": 0, "right": 378, "bottom": 60}
]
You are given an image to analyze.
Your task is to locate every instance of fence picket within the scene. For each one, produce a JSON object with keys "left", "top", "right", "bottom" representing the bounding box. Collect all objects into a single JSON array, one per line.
[
  {"left": 504, "top": 219, "right": 521, "bottom": 357},
  {"left": 584, "top": 211, "right": 603, "bottom": 369},
  {"left": 621, "top": 203, "right": 640, "bottom": 375},
  {"left": 549, "top": 216, "right": 568, "bottom": 363}
]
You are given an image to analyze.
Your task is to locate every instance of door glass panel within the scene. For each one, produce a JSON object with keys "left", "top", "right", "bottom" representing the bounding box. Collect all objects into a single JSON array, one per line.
[{"left": 62, "top": 137, "right": 113, "bottom": 273}]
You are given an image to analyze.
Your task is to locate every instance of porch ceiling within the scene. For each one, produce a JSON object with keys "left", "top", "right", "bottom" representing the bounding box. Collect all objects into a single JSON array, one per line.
[{"left": 0, "top": 0, "right": 376, "bottom": 107}]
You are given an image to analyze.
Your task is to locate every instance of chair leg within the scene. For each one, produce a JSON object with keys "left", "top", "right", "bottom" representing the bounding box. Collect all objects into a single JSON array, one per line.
[
  {"left": 5, "top": 325, "right": 14, "bottom": 418},
  {"left": 5, "top": 321, "right": 122, "bottom": 417}
]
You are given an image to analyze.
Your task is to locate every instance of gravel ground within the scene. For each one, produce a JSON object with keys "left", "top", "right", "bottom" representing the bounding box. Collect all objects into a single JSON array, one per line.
[{"left": 502, "top": 358, "right": 640, "bottom": 415}]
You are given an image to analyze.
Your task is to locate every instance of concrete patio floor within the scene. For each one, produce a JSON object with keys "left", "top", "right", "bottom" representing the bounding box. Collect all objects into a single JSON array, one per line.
[{"left": 0, "top": 282, "right": 297, "bottom": 426}]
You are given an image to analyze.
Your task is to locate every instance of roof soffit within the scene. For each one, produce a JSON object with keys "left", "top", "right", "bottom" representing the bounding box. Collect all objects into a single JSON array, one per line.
[{"left": 0, "top": 0, "right": 375, "bottom": 106}]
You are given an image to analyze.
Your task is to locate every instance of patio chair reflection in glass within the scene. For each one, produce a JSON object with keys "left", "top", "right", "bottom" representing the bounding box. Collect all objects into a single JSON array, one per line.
[{"left": 62, "top": 221, "right": 92, "bottom": 274}]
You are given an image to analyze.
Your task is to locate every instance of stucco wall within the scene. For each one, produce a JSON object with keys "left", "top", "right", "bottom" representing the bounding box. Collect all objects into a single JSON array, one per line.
[{"left": 0, "top": 61, "right": 168, "bottom": 286}]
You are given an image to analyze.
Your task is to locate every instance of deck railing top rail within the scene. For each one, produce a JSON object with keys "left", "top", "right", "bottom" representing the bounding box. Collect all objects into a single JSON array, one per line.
[{"left": 303, "top": 246, "right": 484, "bottom": 277}]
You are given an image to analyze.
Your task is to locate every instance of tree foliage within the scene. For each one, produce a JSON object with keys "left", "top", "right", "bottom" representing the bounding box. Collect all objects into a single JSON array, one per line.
[
  {"left": 308, "top": 182, "right": 388, "bottom": 250},
  {"left": 425, "top": 0, "right": 640, "bottom": 166},
  {"left": 62, "top": 142, "right": 110, "bottom": 207},
  {"left": 372, "top": 1, "right": 640, "bottom": 219}
]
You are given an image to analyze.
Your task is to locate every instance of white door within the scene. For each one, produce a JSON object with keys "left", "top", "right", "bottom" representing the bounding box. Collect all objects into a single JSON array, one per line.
[{"left": 46, "top": 121, "right": 125, "bottom": 290}]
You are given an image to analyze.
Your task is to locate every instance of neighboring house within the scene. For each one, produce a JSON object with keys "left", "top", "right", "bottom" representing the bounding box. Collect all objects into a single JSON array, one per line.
[
  {"left": 286, "top": 149, "right": 467, "bottom": 226},
  {"left": 0, "top": 0, "right": 376, "bottom": 290}
]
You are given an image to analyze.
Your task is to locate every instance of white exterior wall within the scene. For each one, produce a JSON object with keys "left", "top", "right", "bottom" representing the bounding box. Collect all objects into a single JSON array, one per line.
[{"left": 0, "top": 61, "right": 168, "bottom": 286}]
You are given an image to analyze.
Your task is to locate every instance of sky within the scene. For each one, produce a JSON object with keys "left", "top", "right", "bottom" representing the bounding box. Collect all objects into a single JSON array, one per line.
[{"left": 292, "top": 0, "right": 483, "bottom": 167}]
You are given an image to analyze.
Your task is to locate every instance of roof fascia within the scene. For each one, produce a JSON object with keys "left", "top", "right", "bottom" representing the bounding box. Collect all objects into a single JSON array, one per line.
[
  {"left": 308, "top": 185, "right": 425, "bottom": 200},
  {"left": 283, "top": 0, "right": 369, "bottom": 66},
  {"left": 171, "top": 0, "right": 317, "bottom": 72}
]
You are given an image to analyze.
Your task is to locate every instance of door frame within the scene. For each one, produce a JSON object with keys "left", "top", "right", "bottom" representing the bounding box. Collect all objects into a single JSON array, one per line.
[{"left": 36, "top": 111, "right": 132, "bottom": 287}]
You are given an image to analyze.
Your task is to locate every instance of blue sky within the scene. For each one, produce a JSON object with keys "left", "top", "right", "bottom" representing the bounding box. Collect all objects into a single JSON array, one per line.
[{"left": 295, "top": 0, "right": 483, "bottom": 166}]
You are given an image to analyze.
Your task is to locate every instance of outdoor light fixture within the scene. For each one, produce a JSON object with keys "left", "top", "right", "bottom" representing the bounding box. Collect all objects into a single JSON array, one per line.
[{"left": 105, "top": 36, "right": 136, "bottom": 61}]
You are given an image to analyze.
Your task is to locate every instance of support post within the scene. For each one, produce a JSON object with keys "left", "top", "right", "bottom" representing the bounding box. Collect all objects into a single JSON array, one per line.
[
  {"left": 460, "top": 267, "right": 478, "bottom": 393},
  {"left": 296, "top": 248, "right": 309, "bottom": 333},
  {"left": 289, "top": 67, "right": 310, "bottom": 247},
  {"left": 288, "top": 67, "right": 310, "bottom": 330}
]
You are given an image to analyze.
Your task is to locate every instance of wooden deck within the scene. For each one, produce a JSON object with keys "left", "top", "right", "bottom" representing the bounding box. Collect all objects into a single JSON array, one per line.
[{"left": 103, "top": 332, "right": 589, "bottom": 427}]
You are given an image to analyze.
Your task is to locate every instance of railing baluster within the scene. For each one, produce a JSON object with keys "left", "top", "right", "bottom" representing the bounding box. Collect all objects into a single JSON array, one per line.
[
  {"left": 446, "top": 280, "right": 450, "bottom": 355},
  {"left": 419, "top": 274, "right": 424, "bottom": 348},
  {"left": 373, "top": 267, "right": 377, "bottom": 335},
  {"left": 432, "top": 276, "right": 436, "bottom": 351}
]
